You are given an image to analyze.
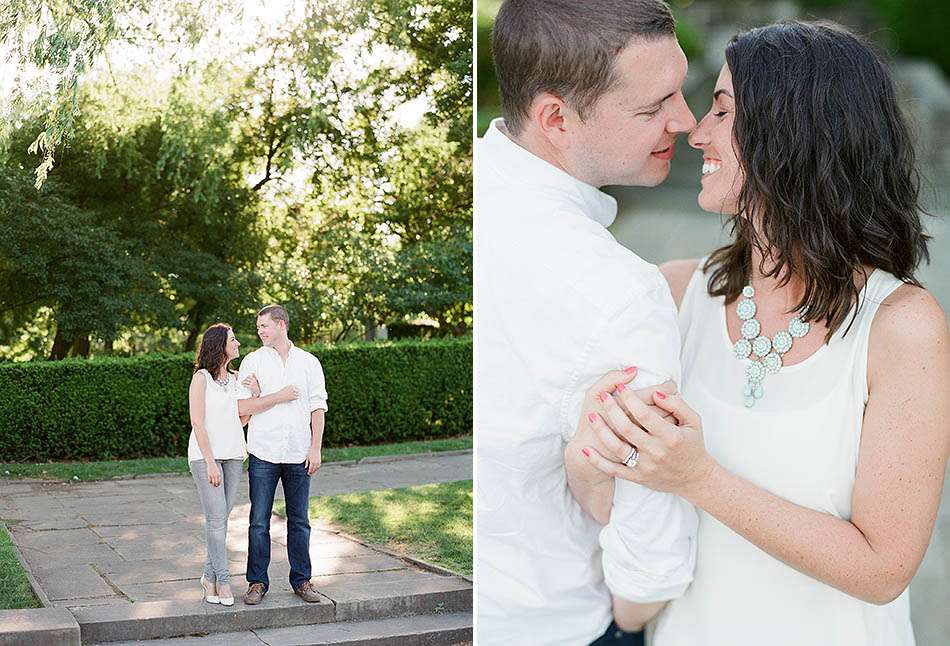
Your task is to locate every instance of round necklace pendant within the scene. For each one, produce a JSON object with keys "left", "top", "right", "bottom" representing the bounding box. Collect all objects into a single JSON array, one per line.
[
  {"left": 734, "top": 338, "right": 752, "bottom": 359},
  {"left": 752, "top": 335, "right": 772, "bottom": 357},
  {"left": 742, "top": 285, "right": 755, "bottom": 298},
  {"left": 737, "top": 299, "right": 756, "bottom": 321},
  {"left": 745, "top": 361, "right": 766, "bottom": 384},
  {"left": 788, "top": 317, "right": 810, "bottom": 338},
  {"left": 740, "top": 318, "right": 761, "bottom": 340},
  {"left": 772, "top": 330, "right": 793, "bottom": 354},
  {"left": 763, "top": 352, "right": 782, "bottom": 374}
]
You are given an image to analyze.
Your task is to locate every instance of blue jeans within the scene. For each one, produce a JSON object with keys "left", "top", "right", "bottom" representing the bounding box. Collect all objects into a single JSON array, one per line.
[
  {"left": 589, "top": 622, "right": 645, "bottom": 646},
  {"left": 246, "top": 453, "right": 312, "bottom": 591}
]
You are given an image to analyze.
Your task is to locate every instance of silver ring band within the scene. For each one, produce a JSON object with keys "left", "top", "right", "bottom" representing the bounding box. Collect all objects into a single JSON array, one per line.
[{"left": 622, "top": 445, "right": 639, "bottom": 468}]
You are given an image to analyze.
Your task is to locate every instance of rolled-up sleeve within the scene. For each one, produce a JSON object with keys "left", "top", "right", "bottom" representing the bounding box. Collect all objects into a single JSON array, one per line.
[
  {"left": 308, "top": 357, "right": 328, "bottom": 412},
  {"left": 566, "top": 279, "right": 698, "bottom": 602},
  {"left": 236, "top": 354, "right": 257, "bottom": 400}
]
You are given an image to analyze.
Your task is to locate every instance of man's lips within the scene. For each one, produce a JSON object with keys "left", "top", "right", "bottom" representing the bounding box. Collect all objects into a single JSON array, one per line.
[{"left": 651, "top": 146, "right": 674, "bottom": 160}]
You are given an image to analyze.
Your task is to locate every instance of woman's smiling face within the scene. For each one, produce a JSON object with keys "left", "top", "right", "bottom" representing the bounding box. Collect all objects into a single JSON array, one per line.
[{"left": 688, "top": 64, "right": 744, "bottom": 215}]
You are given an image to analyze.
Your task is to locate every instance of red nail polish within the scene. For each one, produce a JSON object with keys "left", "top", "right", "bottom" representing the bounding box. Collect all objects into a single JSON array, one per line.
[
  {"left": 615, "top": 383, "right": 626, "bottom": 393},
  {"left": 624, "top": 366, "right": 637, "bottom": 374},
  {"left": 597, "top": 392, "right": 609, "bottom": 403},
  {"left": 587, "top": 412, "right": 598, "bottom": 423},
  {"left": 581, "top": 448, "right": 590, "bottom": 457},
  {"left": 655, "top": 390, "right": 668, "bottom": 400}
]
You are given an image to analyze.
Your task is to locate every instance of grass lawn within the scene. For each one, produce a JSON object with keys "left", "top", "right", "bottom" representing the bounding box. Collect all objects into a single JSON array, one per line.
[
  {"left": 0, "top": 524, "right": 40, "bottom": 609},
  {"left": 276, "top": 480, "right": 472, "bottom": 576},
  {"left": 0, "top": 436, "right": 472, "bottom": 482}
]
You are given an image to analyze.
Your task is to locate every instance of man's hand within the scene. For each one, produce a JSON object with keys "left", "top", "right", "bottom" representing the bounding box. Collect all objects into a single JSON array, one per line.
[
  {"left": 305, "top": 447, "right": 322, "bottom": 475},
  {"left": 581, "top": 388, "right": 715, "bottom": 498}
]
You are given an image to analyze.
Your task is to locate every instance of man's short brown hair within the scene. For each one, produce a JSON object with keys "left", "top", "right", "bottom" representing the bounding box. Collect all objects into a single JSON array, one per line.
[
  {"left": 492, "top": 0, "right": 676, "bottom": 136},
  {"left": 257, "top": 304, "right": 289, "bottom": 328}
]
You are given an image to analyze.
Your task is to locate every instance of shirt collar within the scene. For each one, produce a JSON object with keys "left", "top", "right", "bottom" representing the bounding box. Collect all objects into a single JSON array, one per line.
[
  {"left": 482, "top": 118, "right": 617, "bottom": 228},
  {"left": 262, "top": 340, "right": 296, "bottom": 357}
]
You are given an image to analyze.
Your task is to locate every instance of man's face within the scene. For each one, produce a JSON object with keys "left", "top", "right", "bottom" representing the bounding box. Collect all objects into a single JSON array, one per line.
[
  {"left": 566, "top": 36, "right": 696, "bottom": 188},
  {"left": 256, "top": 314, "right": 283, "bottom": 347}
]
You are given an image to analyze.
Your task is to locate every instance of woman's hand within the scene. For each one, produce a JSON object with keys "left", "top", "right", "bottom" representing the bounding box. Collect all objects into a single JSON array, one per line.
[
  {"left": 206, "top": 460, "right": 222, "bottom": 487},
  {"left": 242, "top": 373, "right": 261, "bottom": 397},
  {"left": 581, "top": 388, "right": 716, "bottom": 499},
  {"left": 276, "top": 384, "right": 300, "bottom": 403}
]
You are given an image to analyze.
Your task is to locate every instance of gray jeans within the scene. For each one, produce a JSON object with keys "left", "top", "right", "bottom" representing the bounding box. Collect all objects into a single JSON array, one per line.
[{"left": 189, "top": 459, "right": 243, "bottom": 586}]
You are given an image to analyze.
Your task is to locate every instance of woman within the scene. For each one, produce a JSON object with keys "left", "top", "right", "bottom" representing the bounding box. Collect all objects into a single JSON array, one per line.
[
  {"left": 189, "top": 323, "right": 297, "bottom": 606},
  {"left": 575, "top": 21, "right": 950, "bottom": 645}
]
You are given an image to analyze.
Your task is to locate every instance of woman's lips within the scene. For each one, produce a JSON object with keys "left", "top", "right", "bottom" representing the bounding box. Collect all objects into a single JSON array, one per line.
[{"left": 651, "top": 146, "right": 674, "bottom": 161}]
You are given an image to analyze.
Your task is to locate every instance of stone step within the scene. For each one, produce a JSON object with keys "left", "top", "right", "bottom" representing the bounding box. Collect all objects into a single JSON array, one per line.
[
  {"left": 0, "top": 608, "right": 80, "bottom": 646},
  {"left": 92, "top": 611, "right": 472, "bottom": 645},
  {"left": 73, "top": 575, "right": 471, "bottom": 643}
]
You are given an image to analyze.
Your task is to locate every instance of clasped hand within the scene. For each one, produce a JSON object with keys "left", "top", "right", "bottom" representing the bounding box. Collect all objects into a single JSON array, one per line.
[{"left": 572, "top": 368, "right": 715, "bottom": 498}]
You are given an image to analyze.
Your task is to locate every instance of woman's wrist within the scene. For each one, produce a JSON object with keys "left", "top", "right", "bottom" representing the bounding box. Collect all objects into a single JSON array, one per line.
[{"left": 678, "top": 455, "right": 723, "bottom": 505}]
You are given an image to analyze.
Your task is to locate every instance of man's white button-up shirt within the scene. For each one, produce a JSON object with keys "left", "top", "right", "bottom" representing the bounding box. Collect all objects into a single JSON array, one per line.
[
  {"left": 475, "top": 120, "right": 697, "bottom": 645},
  {"left": 238, "top": 342, "right": 328, "bottom": 464}
]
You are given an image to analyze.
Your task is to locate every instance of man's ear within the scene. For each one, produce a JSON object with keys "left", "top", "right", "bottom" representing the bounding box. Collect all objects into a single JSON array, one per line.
[{"left": 529, "top": 92, "right": 572, "bottom": 152}]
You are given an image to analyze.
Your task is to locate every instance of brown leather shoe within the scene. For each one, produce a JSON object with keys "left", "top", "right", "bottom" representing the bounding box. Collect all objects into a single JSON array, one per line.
[
  {"left": 294, "top": 581, "right": 322, "bottom": 603},
  {"left": 243, "top": 582, "right": 266, "bottom": 605}
]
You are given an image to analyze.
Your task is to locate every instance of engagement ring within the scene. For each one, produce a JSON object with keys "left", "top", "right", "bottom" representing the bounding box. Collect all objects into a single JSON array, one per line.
[{"left": 622, "top": 445, "right": 639, "bottom": 468}]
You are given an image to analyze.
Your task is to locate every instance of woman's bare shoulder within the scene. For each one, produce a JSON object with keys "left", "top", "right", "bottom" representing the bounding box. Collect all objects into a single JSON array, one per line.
[
  {"left": 872, "top": 284, "right": 947, "bottom": 345},
  {"left": 658, "top": 259, "right": 702, "bottom": 309},
  {"left": 869, "top": 283, "right": 949, "bottom": 382}
]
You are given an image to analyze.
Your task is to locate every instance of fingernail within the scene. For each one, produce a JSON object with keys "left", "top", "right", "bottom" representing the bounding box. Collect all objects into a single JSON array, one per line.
[
  {"left": 655, "top": 391, "right": 667, "bottom": 400},
  {"left": 587, "top": 412, "right": 598, "bottom": 423},
  {"left": 597, "top": 392, "right": 610, "bottom": 403},
  {"left": 581, "top": 448, "right": 590, "bottom": 457},
  {"left": 615, "top": 383, "right": 626, "bottom": 393},
  {"left": 624, "top": 366, "right": 637, "bottom": 374}
]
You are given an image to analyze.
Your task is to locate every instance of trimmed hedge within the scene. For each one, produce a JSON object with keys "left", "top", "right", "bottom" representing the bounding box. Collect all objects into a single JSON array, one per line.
[{"left": 0, "top": 338, "right": 472, "bottom": 461}]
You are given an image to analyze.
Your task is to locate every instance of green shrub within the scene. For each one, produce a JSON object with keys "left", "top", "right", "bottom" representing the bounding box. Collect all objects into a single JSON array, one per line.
[{"left": 0, "top": 338, "right": 472, "bottom": 461}]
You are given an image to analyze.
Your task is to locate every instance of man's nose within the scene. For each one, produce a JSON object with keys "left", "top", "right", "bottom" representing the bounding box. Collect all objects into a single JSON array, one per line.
[{"left": 667, "top": 94, "right": 697, "bottom": 134}]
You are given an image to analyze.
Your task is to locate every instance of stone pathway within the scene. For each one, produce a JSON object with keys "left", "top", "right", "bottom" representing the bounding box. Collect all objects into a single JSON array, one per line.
[{"left": 0, "top": 452, "right": 472, "bottom": 643}]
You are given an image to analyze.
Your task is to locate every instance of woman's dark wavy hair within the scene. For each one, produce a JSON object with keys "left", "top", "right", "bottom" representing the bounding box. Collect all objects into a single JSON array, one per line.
[
  {"left": 704, "top": 20, "right": 930, "bottom": 341},
  {"left": 194, "top": 323, "right": 236, "bottom": 377}
]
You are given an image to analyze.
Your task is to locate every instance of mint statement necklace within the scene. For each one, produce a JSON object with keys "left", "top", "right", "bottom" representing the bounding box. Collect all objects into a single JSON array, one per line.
[{"left": 733, "top": 284, "right": 811, "bottom": 407}]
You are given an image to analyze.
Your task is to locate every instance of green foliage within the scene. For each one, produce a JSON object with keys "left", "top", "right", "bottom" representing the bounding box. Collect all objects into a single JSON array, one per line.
[
  {"left": 0, "top": 338, "right": 472, "bottom": 461},
  {"left": 0, "top": 0, "right": 473, "bottom": 357},
  {"left": 0, "top": 523, "right": 41, "bottom": 609}
]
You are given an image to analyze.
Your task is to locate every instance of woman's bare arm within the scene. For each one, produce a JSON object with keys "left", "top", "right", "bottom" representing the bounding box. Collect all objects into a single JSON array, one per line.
[{"left": 582, "top": 285, "right": 950, "bottom": 604}]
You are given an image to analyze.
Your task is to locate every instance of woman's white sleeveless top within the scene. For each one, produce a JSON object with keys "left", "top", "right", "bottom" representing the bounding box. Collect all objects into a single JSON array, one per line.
[
  {"left": 652, "top": 265, "right": 914, "bottom": 646},
  {"left": 187, "top": 369, "right": 248, "bottom": 462}
]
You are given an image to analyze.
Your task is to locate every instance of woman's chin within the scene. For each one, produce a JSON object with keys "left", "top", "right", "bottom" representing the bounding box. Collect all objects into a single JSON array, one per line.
[{"left": 697, "top": 192, "right": 737, "bottom": 216}]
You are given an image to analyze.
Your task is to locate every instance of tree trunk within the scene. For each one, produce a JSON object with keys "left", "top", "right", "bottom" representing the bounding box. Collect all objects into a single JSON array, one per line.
[
  {"left": 185, "top": 308, "right": 205, "bottom": 352},
  {"left": 103, "top": 338, "right": 114, "bottom": 355},
  {"left": 71, "top": 335, "right": 90, "bottom": 357},
  {"left": 49, "top": 327, "right": 70, "bottom": 360},
  {"left": 363, "top": 321, "right": 377, "bottom": 341}
]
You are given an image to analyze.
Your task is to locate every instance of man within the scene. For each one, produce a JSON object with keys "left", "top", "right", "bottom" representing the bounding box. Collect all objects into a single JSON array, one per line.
[
  {"left": 236, "top": 304, "right": 328, "bottom": 605},
  {"left": 475, "top": 1, "right": 699, "bottom": 644}
]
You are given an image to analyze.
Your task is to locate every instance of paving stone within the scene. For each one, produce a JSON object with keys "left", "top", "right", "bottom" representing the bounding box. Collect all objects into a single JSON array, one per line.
[
  {"left": 11, "top": 527, "right": 103, "bottom": 550},
  {"left": 83, "top": 509, "right": 184, "bottom": 526},
  {"left": 18, "top": 517, "right": 89, "bottom": 531},
  {"left": 36, "top": 564, "right": 116, "bottom": 602},
  {"left": 0, "top": 608, "right": 80, "bottom": 646},
  {"left": 20, "top": 543, "right": 124, "bottom": 572}
]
